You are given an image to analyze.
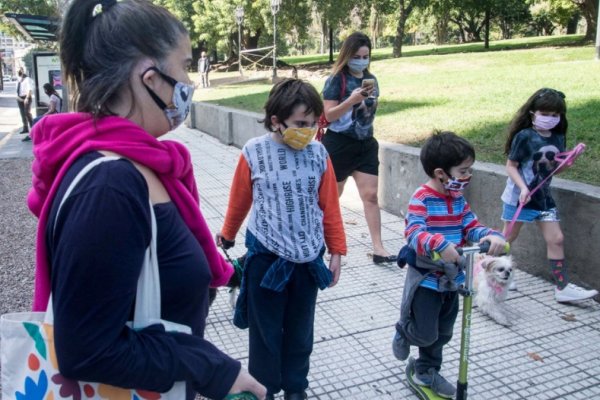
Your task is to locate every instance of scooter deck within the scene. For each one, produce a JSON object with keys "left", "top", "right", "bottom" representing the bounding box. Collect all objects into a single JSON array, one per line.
[{"left": 406, "top": 357, "right": 447, "bottom": 400}]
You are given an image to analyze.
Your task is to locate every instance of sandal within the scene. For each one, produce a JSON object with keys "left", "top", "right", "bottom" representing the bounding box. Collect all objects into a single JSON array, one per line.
[{"left": 372, "top": 254, "right": 397, "bottom": 264}]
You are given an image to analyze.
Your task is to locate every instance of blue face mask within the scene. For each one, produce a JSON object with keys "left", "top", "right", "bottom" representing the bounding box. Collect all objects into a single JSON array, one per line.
[{"left": 348, "top": 58, "right": 369, "bottom": 73}]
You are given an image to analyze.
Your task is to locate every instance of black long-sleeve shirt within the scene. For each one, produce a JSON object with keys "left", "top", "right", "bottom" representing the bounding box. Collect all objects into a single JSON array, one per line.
[{"left": 46, "top": 152, "right": 240, "bottom": 399}]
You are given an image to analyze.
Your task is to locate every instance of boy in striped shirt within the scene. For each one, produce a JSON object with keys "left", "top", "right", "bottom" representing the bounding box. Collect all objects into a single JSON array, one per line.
[{"left": 392, "top": 131, "right": 506, "bottom": 399}]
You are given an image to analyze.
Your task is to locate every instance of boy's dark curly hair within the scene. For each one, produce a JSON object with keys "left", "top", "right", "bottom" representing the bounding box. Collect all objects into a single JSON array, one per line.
[
  {"left": 420, "top": 130, "right": 475, "bottom": 178},
  {"left": 261, "top": 78, "right": 323, "bottom": 131}
]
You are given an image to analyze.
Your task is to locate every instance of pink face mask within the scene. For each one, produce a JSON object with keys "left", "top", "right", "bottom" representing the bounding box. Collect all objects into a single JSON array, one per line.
[
  {"left": 532, "top": 113, "right": 560, "bottom": 131},
  {"left": 443, "top": 174, "right": 472, "bottom": 192}
]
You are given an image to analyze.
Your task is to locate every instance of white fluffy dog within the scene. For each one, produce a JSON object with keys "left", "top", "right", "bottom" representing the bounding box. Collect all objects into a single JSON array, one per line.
[{"left": 473, "top": 255, "right": 515, "bottom": 326}]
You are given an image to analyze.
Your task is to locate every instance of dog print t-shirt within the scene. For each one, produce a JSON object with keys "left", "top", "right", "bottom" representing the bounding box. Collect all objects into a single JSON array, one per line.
[
  {"left": 501, "top": 128, "right": 566, "bottom": 211},
  {"left": 323, "top": 71, "right": 379, "bottom": 141}
]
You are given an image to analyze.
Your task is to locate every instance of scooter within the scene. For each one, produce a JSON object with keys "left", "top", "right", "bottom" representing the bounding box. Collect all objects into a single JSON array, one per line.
[
  {"left": 224, "top": 392, "right": 258, "bottom": 400},
  {"left": 406, "top": 242, "right": 509, "bottom": 400}
]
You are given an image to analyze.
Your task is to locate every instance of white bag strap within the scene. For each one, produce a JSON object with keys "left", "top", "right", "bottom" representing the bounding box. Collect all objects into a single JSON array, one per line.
[
  {"left": 45, "top": 156, "right": 161, "bottom": 329},
  {"left": 133, "top": 200, "right": 161, "bottom": 329}
]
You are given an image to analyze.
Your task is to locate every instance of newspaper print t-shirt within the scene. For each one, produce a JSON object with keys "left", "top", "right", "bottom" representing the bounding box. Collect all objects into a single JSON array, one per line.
[
  {"left": 243, "top": 134, "right": 328, "bottom": 263},
  {"left": 501, "top": 128, "right": 566, "bottom": 211},
  {"left": 322, "top": 70, "right": 379, "bottom": 141}
]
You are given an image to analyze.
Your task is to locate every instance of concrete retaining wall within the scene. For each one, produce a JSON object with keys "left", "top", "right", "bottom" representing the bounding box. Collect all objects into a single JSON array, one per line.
[{"left": 191, "top": 102, "right": 600, "bottom": 291}]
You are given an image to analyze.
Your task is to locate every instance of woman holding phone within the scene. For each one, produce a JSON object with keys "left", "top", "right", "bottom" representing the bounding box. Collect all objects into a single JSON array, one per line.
[{"left": 321, "top": 31, "right": 396, "bottom": 265}]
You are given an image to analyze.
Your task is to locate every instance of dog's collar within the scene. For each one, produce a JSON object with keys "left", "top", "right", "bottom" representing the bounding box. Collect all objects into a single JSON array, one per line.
[{"left": 490, "top": 280, "right": 505, "bottom": 294}]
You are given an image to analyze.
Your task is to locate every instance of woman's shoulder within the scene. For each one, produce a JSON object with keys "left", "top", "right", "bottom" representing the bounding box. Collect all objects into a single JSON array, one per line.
[
  {"left": 244, "top": 133, "right": 270, "bottom": 148},
  {"left": 67, "top": 153, "right": 148, "bottom": 200}
]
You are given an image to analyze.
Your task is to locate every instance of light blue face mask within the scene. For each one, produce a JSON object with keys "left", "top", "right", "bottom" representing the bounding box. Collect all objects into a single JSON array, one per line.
[{"left": 348, "top": 58, "right": 369, "bottom": 73}]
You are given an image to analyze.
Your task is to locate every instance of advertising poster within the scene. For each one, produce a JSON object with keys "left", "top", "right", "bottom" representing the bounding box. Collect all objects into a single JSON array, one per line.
[{"left": 33, "top": 53, "right": 63, "bottom": 111}]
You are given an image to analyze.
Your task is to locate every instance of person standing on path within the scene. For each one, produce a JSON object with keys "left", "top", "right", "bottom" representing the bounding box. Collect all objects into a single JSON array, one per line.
[
  {"left": 16, "top": 68, "right": 33, "bottom": 134},
  {"left": 321, "top": 32, "right": 395, "bottom": 265},
  {"left": 198, "top": 51, "right": 211, "bottom": 88}
]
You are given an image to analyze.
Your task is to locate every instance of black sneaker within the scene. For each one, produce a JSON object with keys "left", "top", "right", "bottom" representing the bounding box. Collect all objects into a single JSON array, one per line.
[
  {"left": 284, "top": 391, "right": 307, "bottom": 400},
  {"left": 21, "top": 135, "right": 31, "bottom": 142}
]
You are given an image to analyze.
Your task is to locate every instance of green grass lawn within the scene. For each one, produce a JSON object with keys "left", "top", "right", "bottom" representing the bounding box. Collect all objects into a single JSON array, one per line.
[{"left": 194, "top": 36, "right": 600, "bottom": 186}]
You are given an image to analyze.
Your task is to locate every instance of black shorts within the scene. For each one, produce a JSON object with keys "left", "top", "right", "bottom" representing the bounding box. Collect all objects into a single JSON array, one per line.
[{"left": 322, "top": 131, "right": 379, "bottom": 182}]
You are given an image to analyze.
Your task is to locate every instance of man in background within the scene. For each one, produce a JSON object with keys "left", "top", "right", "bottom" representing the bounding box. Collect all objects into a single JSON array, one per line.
[
  {"left": 16, "top": 68, "right": 33, "bottom": 134},
  {"left": 198, "top": 51, "right": 211, "bottom": 88}
]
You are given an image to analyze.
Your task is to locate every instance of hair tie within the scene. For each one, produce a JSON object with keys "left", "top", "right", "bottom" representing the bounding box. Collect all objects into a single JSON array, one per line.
[{"left": 92, "top": 0, "right": 120, "bottom": 18}]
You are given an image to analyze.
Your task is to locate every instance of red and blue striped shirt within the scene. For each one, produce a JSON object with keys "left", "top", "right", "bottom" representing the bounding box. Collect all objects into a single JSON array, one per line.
[{"left": 405, "top": 185, "right": 502, "bottom": 291}]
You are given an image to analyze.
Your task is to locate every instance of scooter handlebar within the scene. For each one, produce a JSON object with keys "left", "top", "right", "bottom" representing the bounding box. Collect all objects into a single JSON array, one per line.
[{"left": 432, "top": 241, "right": 510, "bottom": 261}]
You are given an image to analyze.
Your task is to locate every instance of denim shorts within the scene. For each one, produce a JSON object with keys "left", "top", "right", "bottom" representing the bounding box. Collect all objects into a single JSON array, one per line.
[{"left": 501, "top": 203, "right": 560, "bottom": 223}]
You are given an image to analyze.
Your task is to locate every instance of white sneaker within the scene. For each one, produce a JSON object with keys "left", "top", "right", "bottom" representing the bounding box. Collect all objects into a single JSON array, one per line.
[{"left": 555, "top": 283, "right": 599, "bottom": 303}]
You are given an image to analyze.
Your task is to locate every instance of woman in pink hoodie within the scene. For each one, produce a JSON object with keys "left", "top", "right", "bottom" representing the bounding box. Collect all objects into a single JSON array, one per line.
[{"left": 26, "top": 0, "right": 266, "bottom": 398}]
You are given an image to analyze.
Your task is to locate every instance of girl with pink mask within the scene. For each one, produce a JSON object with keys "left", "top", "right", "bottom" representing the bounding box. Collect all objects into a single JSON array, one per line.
[{"left": 501, "top": 88, "right": 597, "bottom": 303}]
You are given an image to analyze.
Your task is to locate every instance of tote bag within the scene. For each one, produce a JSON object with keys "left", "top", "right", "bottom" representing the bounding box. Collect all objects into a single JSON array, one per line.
[{"left": 1, "top": 156, "right": 190, "bottom": 399}]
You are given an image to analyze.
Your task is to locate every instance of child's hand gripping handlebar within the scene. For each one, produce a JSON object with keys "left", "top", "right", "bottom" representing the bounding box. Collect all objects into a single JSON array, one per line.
[
  {"left": 431, "top": 241, "right": 510, "bottom": 262},
  {"left": 432, "top": 241, "right": 510, "bottom": 295}
]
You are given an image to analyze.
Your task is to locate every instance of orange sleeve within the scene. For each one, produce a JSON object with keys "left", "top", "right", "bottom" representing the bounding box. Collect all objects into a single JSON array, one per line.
[
  {"left": 318, "top": 157, "right": 347, "bottom": 255},
  {"left": 221, "top": 155, "right": 253, "bottom": 241}
]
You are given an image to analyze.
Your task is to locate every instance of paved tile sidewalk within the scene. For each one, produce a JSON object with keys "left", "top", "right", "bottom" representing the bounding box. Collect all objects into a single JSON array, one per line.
[{"left": 172, "top": 126, "right": 600, "bottom": 400}]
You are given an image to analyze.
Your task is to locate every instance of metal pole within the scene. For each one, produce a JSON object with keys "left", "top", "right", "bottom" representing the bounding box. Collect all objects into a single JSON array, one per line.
[
  {"left": 238, "top": 27, "right": 242, "bottom": 75},
  {"left": 272, "top": 13, "right": 277, "bottom": 80},
  {"left": 456, "top": 245, "right": 480, "bottom": 400},
  {"left": 235, "top": 6, "right": 244, "bottom": 76},
  {"left": 596, "top": 1, "right": 600, "bottom": 61}
]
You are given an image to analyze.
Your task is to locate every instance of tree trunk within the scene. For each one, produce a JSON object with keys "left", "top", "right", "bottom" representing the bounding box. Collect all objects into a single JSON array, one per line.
[
  {"left": 566, "top": 13, "right": 580, "bottom": 34},
  {"left": 393, "top": 1, "right": 413, "bottom": 57},
  {"left": 228, "top": 32, "right": 236, "bottom": 59},
  {"left": 435, "top": 11, "right": 450, "bottom": 45},
  {"left": 320, "top": 16, "right": 327, "bottom": 54},
  {"left": 575, "top": 0, "right": 598, "bottom": 40},
  {"left": 484, "top": 6, "right": 490, "bottom": 49},
  {"left": 450, "top": 16, "right": 467, "bottom": 43},
  {"left": 370, "top": 2, "right": 379, "bottom": 48},
  {"left": 329, "top": 27, "right": 334, "bottom": 64},
  {"left": 246, "top": 28, "right": 261, "bottom": 49}
]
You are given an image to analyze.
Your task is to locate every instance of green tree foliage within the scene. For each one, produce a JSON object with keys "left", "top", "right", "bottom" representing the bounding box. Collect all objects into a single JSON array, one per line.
[
  {"left": 494, "top": 0, "right": 532, "bottom": 39},
  {"left": 0, "top": 0, "right": 58, "bottom": 38},
  {"left": 153, "top": 0, "right": 199, "bottom": 43},
  {"left": 392, "top": 0, "right": 428, "bottom": 57},
  {"left": 191, "top": 0, "right": 311, "bottom": 61},
  {"left": 530, "top": 0, "right": 578, "bottom": 35}
]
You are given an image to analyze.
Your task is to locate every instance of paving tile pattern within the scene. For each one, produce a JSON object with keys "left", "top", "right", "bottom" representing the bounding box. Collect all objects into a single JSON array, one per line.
[{"left": 174, "top": 127, "right": 600, "bottom": 400}]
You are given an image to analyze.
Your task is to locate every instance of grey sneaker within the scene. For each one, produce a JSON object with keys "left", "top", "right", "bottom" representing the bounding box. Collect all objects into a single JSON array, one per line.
[
  {"left": 392, "top": 331, "right": 410, "bottom": 361},
  {"left": 413, "top": 367, "right": 456, "bottom": 399}
]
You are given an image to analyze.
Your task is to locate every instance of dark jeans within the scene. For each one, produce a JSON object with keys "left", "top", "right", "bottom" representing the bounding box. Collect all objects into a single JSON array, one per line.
[
  {"left": 17, "top": 98, "right": 33, "bottom": 132},
  {"left": 246, "top": 237, "right": 318, "bottom": 395},
  {"left": 398, "top": 287, "right": 458, "bottom": 374}
]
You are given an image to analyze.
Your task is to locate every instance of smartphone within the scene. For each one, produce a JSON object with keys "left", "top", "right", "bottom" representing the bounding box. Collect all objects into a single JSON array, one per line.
[{"left": 361, "top": 79, "right": 375, "bottom": 90}]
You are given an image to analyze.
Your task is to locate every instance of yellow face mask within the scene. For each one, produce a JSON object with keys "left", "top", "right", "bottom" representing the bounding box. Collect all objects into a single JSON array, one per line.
[{"left": 281, "top": 126, "right": 318, "bottom": 150}]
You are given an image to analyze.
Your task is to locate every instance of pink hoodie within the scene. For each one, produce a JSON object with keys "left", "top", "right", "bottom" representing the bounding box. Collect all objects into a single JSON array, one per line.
[{"left": 28, "top": 113, "right": 233, "bottom": 311}]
